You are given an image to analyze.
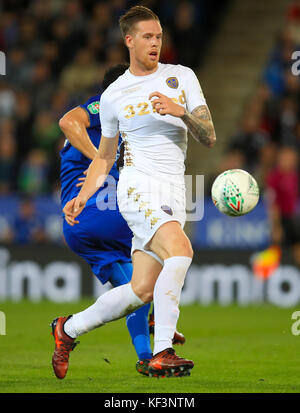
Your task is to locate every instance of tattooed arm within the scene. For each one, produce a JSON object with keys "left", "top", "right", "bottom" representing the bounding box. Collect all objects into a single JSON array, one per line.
[
  {"left": 149, "top": 92, "right": 216, "bottom": 147},
  {"left": 181, "top": 105, "right": 216, "bottom": 148}
]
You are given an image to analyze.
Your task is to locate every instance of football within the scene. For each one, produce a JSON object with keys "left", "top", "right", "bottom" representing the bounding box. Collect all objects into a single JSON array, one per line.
[{"left": 211, "top": 169, "right": 259, "bottom": 217}]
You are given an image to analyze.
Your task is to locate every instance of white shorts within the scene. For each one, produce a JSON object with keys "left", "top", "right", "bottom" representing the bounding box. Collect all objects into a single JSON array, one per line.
[{"left": 117, "top": 167, "right": 186, "bottom": 264}]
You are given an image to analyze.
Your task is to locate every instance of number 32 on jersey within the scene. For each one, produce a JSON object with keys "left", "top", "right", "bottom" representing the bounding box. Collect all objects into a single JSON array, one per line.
[{"left": 124, "top": 90, "right": 187, "bottom": 119}]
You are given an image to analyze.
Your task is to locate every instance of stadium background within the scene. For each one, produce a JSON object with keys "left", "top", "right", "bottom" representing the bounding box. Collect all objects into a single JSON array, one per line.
[{"left": 1, "top": 0, "right": 300, "bottom": 395}]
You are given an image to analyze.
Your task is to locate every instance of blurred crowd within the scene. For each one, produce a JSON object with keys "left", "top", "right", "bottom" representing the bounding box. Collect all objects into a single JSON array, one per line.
[{"left": 211, "top": 0, "right": 300, "bottom": 265}]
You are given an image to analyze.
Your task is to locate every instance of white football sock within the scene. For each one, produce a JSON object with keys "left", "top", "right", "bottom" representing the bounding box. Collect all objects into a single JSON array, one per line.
[
  {"left": 64, "top": 283, "right": 144, "bottom": 338},
  {"left": 153, "top": 256, "right": 192, "bottom": 355}
]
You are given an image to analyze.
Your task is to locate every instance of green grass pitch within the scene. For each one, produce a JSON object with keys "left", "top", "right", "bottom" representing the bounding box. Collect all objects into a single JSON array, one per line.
[{"left": 0, "top": 300, "right": 300, "bottom": 393}]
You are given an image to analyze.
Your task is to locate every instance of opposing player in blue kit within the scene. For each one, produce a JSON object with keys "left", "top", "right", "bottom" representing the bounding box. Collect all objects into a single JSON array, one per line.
[{"left": 53, "top": 64, "right": 153, "bottom": 379}]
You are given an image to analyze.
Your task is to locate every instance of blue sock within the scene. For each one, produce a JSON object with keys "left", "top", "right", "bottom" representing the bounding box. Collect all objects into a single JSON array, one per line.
[
  {"left": 126, "top": 303, "right": 152, "bottom": 360},
  {"left": 109, "top": 261, "right": 152, "bottom": 360}
]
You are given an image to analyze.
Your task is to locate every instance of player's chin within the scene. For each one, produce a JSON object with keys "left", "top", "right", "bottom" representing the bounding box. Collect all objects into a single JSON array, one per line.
[{"left": 145, "top": 57, "right": 159, "bottom": 70}]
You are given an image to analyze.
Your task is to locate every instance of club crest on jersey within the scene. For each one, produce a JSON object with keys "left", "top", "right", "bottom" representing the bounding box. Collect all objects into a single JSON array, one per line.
[{"left": 166, "top": 77, "right": 178, "bottom": 89}]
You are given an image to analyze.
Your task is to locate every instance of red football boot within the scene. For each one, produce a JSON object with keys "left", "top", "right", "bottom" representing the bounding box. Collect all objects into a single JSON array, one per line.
[
  {"left": 148, "top": 348, "right": 194, "bottom": 378},
  {"left": 136, "top": 359, "right": 150, "bottom": 376},
  {"left": 51, "top": 316, "right": 79, "bottom": 379}
]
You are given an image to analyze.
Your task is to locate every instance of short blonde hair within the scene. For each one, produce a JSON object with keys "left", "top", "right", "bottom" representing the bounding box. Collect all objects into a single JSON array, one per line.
[{"left": 119, "top": 5, "right": 160, "bottom": 39}]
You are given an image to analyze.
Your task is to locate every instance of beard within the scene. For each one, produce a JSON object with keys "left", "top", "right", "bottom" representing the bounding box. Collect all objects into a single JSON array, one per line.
[{"left": 137, "top": 53, "right": 159, "bottom": 71}]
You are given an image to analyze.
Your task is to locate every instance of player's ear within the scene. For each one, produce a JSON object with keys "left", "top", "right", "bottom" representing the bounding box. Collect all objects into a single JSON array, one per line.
[{"left": 124, "top": 34, "right": 134, "bottom": 49}]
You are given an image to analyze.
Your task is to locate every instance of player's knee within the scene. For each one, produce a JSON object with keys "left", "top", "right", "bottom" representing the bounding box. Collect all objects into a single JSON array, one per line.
[
  {"left": 186, "top": 243, "right": 194, "bottom": 258},
  {"left": 131, "top": 283, "right": 153, "bottom": 303},
  {"left": 140, "top": 291, "right": 153, "bottom": 303},
  {"left": 151, "top": 223, "right": 194, "bottom": 259},
  {"left": 163, "top": 237, "right": 194, "bottom": 259},
  {"left": 179, "top": 237, "right": 194, "bottom": 258}
]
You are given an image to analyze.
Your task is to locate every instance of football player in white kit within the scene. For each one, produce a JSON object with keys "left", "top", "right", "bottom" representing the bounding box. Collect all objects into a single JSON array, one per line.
[{"left": 52, "top": 5, "right": 216, "bottom": 379}]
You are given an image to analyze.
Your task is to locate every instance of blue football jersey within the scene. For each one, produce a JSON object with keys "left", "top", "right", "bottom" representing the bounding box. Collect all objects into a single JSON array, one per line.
[
  {"left": 60, "top": 95, "right": 132, "bottom": 283},
  {"left": 60, "top": 95, "right": 120, "bottom": 208}
]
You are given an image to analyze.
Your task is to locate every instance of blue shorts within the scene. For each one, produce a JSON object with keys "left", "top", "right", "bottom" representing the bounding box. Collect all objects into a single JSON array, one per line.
[{"left": 63, "top": 203, "right": 132, "bottom": 284}]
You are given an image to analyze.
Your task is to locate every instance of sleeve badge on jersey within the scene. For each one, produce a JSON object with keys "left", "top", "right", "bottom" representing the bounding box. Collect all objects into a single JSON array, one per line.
[
  {"left": 87, "top": 101, "right": 100, "bottom": 114},
  {"left": 166, "top": 77, "right": 179, "bottom": 89}
]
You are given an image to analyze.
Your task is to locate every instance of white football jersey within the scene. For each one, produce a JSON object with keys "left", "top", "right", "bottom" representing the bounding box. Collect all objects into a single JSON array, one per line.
[{"left": 100, "top": 63, "right": 207, "bottom": 180}]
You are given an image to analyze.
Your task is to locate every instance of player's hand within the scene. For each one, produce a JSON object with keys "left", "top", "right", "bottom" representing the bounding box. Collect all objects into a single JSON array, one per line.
[
  {"left": 63, "top": 196, "right": 87, "bottom": 226},
  {"left": 149, "top": 91, "right": 185, "bottom": 117},
  {"left": 76, "top": 169, "right": 88, "bottom": 187}
]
